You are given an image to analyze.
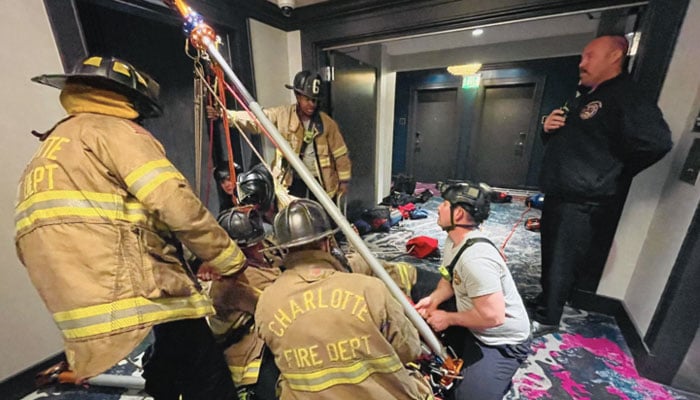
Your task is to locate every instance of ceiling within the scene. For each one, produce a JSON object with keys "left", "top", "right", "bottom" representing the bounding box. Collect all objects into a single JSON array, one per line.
[
  {"left": 260, "top": 1, "right": 639, "bottom": 67},
  {"left": 375, "top": 12, "right": 602, "bottom": 56}
]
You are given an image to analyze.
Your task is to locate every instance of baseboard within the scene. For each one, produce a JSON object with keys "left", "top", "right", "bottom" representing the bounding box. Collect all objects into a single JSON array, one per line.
[
  {"left": 570, "top": 289, "right": 655, "bottom": 371},
  {"left": 0, "top": 352, "right": 65, "bottom": 400}
]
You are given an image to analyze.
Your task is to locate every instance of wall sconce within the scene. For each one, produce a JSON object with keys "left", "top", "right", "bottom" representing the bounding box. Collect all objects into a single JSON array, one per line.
[{"left": 447, "top": 63, "right": 482, "bottom": 76}]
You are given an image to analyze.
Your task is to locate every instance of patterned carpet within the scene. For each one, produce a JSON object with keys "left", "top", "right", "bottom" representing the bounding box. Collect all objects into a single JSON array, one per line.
[{"left": 20, "top": 193, "right": 700, "bottom": 400}]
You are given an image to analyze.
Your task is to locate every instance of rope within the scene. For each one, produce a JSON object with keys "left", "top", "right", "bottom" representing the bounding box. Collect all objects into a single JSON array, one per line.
[
  {"left": 499, "top": 204, "right": 532, "bottom": 261},
  {"left": 193, "top": 64, "right": 294, "bottom": 208}
]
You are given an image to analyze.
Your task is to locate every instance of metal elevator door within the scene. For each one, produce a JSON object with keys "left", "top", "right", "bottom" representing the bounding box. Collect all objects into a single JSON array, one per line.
[
  {"left": 470, "top": 81, "right": 538, "bottom": 187},
  {"left": 329, "top": 51, "right": 377, "bottom": 210},
  {"left": 410, "top": 88, "right": 459, "bottom": 183}
]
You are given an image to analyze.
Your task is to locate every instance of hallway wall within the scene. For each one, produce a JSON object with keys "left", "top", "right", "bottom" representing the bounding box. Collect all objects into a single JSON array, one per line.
[
  {"left": 0, "top": 0, "right": 65, "bottom": 381},
  {"left": 600, "top": 0, "right": 700, "bottom": 335},
  {"left": 248, "top": 19, "right": 301, "bottom": 163}
]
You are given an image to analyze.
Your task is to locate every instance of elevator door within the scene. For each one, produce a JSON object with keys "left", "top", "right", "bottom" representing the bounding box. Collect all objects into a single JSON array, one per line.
[
  {"left": 409, "top": 88, "right": 459, "bottom": 183},
  {"left": 329, "top": 51, "right": 377, "bottom": 210}
]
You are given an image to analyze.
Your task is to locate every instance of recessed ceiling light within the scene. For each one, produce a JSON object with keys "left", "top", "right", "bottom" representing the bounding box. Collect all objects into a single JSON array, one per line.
[{"left": 472, "top": 29, "right": 484, "bottom": 37}]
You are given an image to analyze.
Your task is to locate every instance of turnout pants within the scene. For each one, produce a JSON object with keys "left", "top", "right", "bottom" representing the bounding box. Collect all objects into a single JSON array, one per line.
[
  {"left": 535, "top": 195, "right": 622, "bottom": 325},
  {"left": 142, "top": 318, "right": 237, "bottom": 400}
]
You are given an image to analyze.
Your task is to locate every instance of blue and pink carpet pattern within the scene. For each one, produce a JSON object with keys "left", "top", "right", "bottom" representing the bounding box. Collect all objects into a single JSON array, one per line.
[{"left": 20, "top": 194, "right": 699, "bottom": 399}]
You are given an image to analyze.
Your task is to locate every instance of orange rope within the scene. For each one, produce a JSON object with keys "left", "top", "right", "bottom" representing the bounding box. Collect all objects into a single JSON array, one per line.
[
  {"left": 500, "top": 204, "right": 532, "bottom": 261},
  {"left": 213, "top": 64, "right": 238, "bottom": 206}
]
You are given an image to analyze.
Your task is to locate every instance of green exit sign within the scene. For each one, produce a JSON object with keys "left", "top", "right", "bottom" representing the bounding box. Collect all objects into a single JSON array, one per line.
[{"left": 462, "top": 74, "right": 481, "bottom": 88}]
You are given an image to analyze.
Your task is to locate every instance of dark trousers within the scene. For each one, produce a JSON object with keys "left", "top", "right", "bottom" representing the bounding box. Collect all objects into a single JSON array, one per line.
[
  {"left": 241, "top": 346, "right": 280, "bottom": 400},
  {"left": 142, "top": 318, "right": 237, "bottom": 400},
  {"left": 289, "top": 176, "right": 319, "bottom": 200},
  {"left": 452, "top": 337, "right": 526, "bottom": 400},
  {"left": 535, "top": 195, "right": 622, "bottom": 325}
]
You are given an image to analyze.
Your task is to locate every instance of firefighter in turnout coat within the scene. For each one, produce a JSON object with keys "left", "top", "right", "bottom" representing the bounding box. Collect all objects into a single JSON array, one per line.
[
  {"left": 207, "top": 207, "right": 282, "bottom": 400},
  {"left": 255, "top": 199, "right": 433, "bottom": 399},
  {"left": 215, "top": 71, "right": 351, "bottom": 200},
  {"left": 15, "top": 56, "right": 246, "bottom": 399}
]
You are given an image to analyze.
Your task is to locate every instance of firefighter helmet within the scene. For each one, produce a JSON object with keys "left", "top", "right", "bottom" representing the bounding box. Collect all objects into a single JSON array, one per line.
[
  {"left": 216, "top": 207, "right": 265, "bottom": 247},
  {"left": 438, "top": 181, "right": 492, "bottom": 224},
  {"left": 237, "top": 164, "right": 275, "bottom": 211},
  {"left": 31, "top": 56, "right": 162, "bottom": 118},
  {"left": 284, "top": 70, "right": 322, "bottom": 99},
  {"left": 272, "top": 199, "right": 337, "bottom": 249}
]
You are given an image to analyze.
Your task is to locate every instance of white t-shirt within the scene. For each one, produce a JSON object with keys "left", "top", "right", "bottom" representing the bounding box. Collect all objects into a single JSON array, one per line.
[
  {"left": 443, "top": 231, "right": 530, "bottom": 345},
  {"left": 301, "top": 120, "right": 319, "bottom": 177}
]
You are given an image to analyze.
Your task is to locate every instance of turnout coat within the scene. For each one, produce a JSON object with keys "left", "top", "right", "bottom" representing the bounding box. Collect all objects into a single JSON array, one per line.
[
  {"left": 255, "top": 250, "right": 433, "bottom": 400},
  {"left": 232, "top": 104, "right": 351, "bottom": 198},
  {"left": 15, "top": 112, "right": 246, "bottom": 379}
]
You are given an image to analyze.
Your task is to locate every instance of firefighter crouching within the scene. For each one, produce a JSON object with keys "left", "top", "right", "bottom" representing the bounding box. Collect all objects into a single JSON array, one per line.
[
  {"left": 205, "top": 207, "right": 282, "bottom": 400},
  {"left": 15, "top": 56, "right": 246, "bottom": 399},
  {"left": 254, "top": 199, "right": 433, "bottom": 399}
]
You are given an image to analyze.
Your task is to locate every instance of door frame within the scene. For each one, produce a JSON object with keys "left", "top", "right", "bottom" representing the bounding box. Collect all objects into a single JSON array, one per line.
[
  {"left": 406, "top": 82, "right": 464, "bottom": 179},
  {"left": 467, "top": 75, "right": 545, "bottom": 187}
]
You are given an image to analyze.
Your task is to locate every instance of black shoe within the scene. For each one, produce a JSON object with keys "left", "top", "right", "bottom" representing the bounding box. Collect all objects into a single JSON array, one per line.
[
  {"left": 524, "top": 293, "right": 543, "bottom": 309},
  {"left": 531, "top": 321, "right": 559, "bottom": 338}
]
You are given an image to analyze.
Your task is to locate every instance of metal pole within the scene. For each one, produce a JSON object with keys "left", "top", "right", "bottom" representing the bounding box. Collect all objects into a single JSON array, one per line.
[
  {"left": 86, "top": 374, "right": 146, "bottom": 390},
  {"left": 166, "top": 1, "right": 446, "bottom": 360}
]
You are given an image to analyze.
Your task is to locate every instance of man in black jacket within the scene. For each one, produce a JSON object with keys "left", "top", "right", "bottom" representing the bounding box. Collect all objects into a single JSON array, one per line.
[{"left": 531, "top": 36, "right": 673, "bottom": 337}]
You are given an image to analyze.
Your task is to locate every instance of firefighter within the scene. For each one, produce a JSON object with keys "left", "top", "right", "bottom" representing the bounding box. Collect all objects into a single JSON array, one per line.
[
  {"left": 415, "top": 182, "right": 531, "bottom": 400},
  {"left": 254, "top": 199, "right": 433, "bottom": 399},
  {"left": 15, "top": 56, "right": 246, "bottom": 399},
  {"left": 205, "top": 207, "right": 282, "bottom": 400},
  {"left": 237, "top": 163, "right": 278, "bottom": 224},
  {"left": 215, "top": 163, "right": 242, "bottom": 211},
  {"left": 209, "top": 71, "right": 351, "bottom": 201}
]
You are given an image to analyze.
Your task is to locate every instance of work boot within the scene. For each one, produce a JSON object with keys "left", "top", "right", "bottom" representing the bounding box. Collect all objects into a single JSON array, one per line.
[{"left": 531, "top": 321, "right": 559, "bottom": 338}]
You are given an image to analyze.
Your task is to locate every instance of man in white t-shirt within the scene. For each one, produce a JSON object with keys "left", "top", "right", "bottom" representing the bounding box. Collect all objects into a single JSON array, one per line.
[{"left": 415, "top": 182, "right": 531, "bottom": 400}]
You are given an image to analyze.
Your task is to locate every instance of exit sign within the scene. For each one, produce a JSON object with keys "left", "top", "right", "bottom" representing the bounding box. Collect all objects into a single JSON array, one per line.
[{"left": 462, "top": 74, "right": 481, "bottom": 88}]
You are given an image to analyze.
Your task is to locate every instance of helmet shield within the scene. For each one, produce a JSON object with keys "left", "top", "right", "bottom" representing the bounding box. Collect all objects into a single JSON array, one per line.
[
  {"left": 438, "top": 181, "right": 492, "bottom": 224},
  {"left": 216, "top": 207, "right": 265, "bottom": 247},
  {"left": 31, "top": 56, "right": 162, "bottom": 119},
  {"left": 285, "top": 71, "right": 322, "bottom": 99},
  {"left": 272, "top": 199, "right": 337, "bottom": 250}
]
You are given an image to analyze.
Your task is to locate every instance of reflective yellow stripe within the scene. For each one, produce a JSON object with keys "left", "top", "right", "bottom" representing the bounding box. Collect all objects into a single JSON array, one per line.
[
  {"left": 319, "top": 157, "right": 331, "bottom": 168},
  {"left": 338, "top": 170, "right": 351, "bottom": 181},
  {"left": 231, "top": 313, "right": 253, "bottom": 330},
  {"left": 396, "top": 262, "right": 412, "bottom": 293},
  {"left": 283, "top": 354, "right": 402, "bottom": 392},
  {"left": 125, "top": 159, "right": 185, "bottom": 200},
  {"left": 54, "top": 293, "right": 213, "bottom": 340},
  {"left": 209, "top": 241, "right": 246, "bottom": 275},
  {"left": 229, "top": 359, "right": 261, "bottom": 385},
  {"left": 332, "top": 145, "right": 348, "bottom": 158},
  {"left": 15, "top": 190, "right": 147, "bottom": 231}
]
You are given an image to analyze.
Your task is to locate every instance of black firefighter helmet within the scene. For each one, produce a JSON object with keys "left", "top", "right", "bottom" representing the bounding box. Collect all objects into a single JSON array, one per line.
[
  {"left": 438, "top": 181, "right": 492, "bottom": 224},
  {"left": 216, "top": 207, "right": 265, "bottom": 247},
  {"left": 31, "top": 55, "right": 162, "bottom": 119},
  {"left": 285, "top": 70, "right": 322, "bottom": 100},
  {"left": 237, "top": 164, "right": 275, "bottom": 211}
]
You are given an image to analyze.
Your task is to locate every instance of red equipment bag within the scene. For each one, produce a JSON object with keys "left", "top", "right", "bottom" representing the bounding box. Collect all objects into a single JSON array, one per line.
[{"left": 406, "top": 236, "right": 439, "bottom": 258}]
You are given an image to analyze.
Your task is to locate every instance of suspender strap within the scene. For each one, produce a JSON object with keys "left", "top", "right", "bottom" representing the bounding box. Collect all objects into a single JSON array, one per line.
[{"left": 438, "top": 237, "right": 498, "bottom": 282}]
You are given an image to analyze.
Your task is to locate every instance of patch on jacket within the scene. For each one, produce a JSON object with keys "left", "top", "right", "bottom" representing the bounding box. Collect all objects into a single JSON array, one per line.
[
  {"left": 453, "top": 269, "right": 462, "bottom": 286},
  {"left": 580, "top": 101, "right": 602, "bottom": 120}
]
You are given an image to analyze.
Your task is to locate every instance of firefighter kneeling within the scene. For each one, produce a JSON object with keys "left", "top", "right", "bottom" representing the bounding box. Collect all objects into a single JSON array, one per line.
[{"left": 255, "top": 199, "right": 433, "bottom": 399}]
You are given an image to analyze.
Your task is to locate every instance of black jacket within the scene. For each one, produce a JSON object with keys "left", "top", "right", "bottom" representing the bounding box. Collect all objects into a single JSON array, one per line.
[{"left": 539, "top": 73, "right": 672, "bottom": 200}]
